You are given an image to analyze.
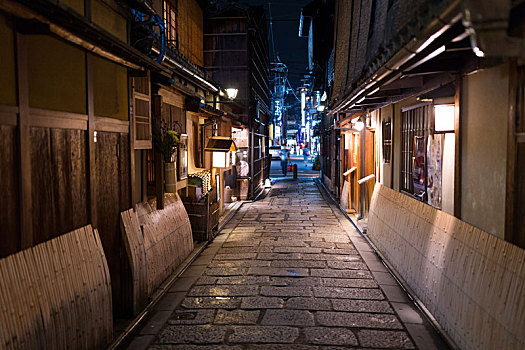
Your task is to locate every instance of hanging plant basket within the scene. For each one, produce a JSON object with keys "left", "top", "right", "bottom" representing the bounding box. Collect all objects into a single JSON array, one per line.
[{"left": 153, "top": 119, "right": 181, "bottom": 163}]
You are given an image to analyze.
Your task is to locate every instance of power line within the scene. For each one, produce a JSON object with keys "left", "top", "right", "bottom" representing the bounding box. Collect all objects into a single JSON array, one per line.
[{"left": 268, "top": 2, "right": 277, "bottom": 61}]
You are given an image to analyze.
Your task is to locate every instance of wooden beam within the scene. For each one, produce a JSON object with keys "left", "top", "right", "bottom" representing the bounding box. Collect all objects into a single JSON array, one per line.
[
  {"left": 87, "top": 53, "right": 97, "bottom": 227},
  {"left": 380, "top": 77, "right": 424, "bottom": 90},
  {"left": 30, "top": 109, "right": 88, "bottom": 130},
  {"left": 94, "top": 116, "right": 129, "bottom": 133},
  {"left": 0, "top": 105, "right": 18, "bottom": 126},
  {"left": 203, "top": 32, "right": 247, "bottom": 36},
  {"left": 403, "top": 57, "right": 463, "bottom": 77},
  {"left": 16, "top": 33, "right": 33, "bottom": 249}
]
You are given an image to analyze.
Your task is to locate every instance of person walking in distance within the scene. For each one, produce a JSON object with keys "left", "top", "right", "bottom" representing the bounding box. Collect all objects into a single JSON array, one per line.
[
  {"left": 280, "top": 147, "right": 289, "bottom": 176},
  {"left": 303, "top": 146, "right": 310, "bottom": 166}
]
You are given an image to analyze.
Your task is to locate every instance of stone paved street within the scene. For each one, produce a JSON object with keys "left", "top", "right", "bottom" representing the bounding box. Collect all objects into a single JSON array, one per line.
[{"left": 130, "top": 179, "right": 448, "bottom": 349}]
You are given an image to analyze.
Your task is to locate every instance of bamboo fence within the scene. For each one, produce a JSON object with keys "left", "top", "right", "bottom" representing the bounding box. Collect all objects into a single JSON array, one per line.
[
  {"left": 368, "top": 183, "right": 525, "bottom": 350},
  {"left": 121, "top": 193, "right": 193, "bottom": 311},
  {"left": 0, "top": 225, "right": 112, "bottom": 349}
]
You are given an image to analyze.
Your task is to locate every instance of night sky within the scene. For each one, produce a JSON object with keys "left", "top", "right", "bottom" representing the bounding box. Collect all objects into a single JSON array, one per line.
[{"left": 236, "top": 0, "right": 311, "bottom": 89}]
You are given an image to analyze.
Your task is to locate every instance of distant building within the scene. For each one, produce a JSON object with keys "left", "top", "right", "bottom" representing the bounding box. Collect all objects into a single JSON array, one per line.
[{"left": 204, "top": 3, "right": 271, "bottom": 199}]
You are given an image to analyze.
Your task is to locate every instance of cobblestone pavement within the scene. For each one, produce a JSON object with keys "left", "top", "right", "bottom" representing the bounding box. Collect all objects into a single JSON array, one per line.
[{"left": 130, "top": 179, "right": 448, "bottom": 349}]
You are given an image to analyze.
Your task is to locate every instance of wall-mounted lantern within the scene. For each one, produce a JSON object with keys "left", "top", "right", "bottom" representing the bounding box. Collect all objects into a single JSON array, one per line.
[
  {"left": 351, "top": 117, "right": 364, "bottom": 131},
  {"left": 434, "top": 105, "right": 455, "bottom": 133},
  {"left": 205, "top": 136, "right": 237, "bottom": 168},
  {"left": 225, "top": 88, "right": 239, "bottom": 100}
]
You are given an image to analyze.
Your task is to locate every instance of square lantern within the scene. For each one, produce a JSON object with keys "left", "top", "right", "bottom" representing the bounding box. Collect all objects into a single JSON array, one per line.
[
  {"left": 205, "top": 136, "right": 237, "bottom": 168},
  {"left": 434, "top": 105, "right": 455, "bottom": 133}
]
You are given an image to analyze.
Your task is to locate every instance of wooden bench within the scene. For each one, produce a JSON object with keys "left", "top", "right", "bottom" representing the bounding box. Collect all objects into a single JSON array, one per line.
[
  {"left": 368, "top": 183, "right": 525, "bottom": 350},
  {"left": 120, "top": 193, "right": 193, "bottom": 314},
  {"left": 0, "top": 225, "right": 112, "bottom": 349}
]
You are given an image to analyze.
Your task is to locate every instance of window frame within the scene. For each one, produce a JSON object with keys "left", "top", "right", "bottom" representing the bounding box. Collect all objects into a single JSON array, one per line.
[
  {"left": 163, "top": 0, "right": 179, "bottom": 49},
  {"left": 132, "top": 73, "right": 152, "bottom": 149},
  {"left": 400, "top": 103, "right": 432, "bottom": 197}
]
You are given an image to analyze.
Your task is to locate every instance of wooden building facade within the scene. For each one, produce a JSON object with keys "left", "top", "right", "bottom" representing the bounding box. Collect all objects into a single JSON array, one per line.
[
  {"left": 0, "top": 0, "right": 240, "bottom": 328},
  {"left": 324, "top": 0, "right": 525, "bottom": 348}
]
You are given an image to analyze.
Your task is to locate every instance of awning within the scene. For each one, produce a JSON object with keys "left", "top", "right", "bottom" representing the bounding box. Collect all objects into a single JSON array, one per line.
[{"left": 205, "top": 136, "right": 236, "bottom": 152}]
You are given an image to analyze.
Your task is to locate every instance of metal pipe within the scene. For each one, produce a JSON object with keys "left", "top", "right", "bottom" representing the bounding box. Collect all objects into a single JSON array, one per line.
[
  {"left": 200, "top": 120, "right": 216, "bottom": 166},
  {"left": 151, "top": 47, "right": 219, "bottom": 92}
]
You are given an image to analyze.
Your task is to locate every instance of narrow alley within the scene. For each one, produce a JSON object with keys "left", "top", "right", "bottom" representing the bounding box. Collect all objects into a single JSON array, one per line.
[
  {"left": 129, "top": 179, "right": 446, "bottom": 349},
  {"left": 1, "top": 1, "right": 525, "bottom": 349}
]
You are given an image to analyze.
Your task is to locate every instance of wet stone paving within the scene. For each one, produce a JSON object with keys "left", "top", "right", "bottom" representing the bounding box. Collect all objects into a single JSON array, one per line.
[{"left": 131, "top": 179, "right": 447, "bottom": 349}]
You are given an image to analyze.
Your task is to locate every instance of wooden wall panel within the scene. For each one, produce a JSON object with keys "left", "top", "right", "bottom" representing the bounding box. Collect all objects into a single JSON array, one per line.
[
  {"left": 30, "top": 127, "right": 88, "bottom": 245},
  {"left": 26, "top": 35, "right": 86, "bottom": 115},
  {"left": 368, "top": 184, "right": 525, "bottom": 350},
  {"left": 0, "top": 125, "right": 19, "bottom": 257},
  {"left": 91, "top": 0, "right": 127, "bottom": 42},
  {"left": 95, "top": 131, "right": 130, "bottom": 314},
  {"left": 119, "top": 133, "right": 131, "bottom": 209},
  {"left": 0, "top": 14, "right": 16, "bottom": 106},
  {"left": 178, "top": 0, "right": 204, "bottom": 66},
  {"left": 92, "top": 55, "right": 129, "bottom": 121}
]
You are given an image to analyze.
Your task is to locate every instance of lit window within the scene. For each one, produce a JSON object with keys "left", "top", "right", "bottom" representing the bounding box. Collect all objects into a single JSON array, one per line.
[{"left": 163, "top": 0, "right": 178, "bottom": 48}]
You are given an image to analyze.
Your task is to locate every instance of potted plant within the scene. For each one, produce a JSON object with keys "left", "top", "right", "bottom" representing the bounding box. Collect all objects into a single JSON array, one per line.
[
  {"left": 153, "top": 120, "right": 180, "bottom": 193},
  {"left": 312, "top": 155, "right": 320, "bottom": 170}
]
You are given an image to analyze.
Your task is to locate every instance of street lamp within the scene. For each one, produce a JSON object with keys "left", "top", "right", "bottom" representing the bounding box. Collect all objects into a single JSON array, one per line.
[
  {"left": 205, "top": 88, "right": 239, "bottom": 105},
  {"left": 225, "top": 88, "right": 238, "bottom": 100},
  {"left": 351, "top": 117, "right": 364, "bottom": 131}
]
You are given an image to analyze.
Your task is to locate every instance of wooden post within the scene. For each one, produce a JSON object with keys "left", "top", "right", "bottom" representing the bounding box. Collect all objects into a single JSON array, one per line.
[
  {"left": 129, "top": 73, "right": 137, "bottom": 206},
  {"left": 86, "top": 53, "right": 97, "bottom": 227},
  {"left": 142, "top": 150, "right": 148, "bottom": 202},
  {"left": 249, "top": 113, "right": 254, "bottom": 199},
  {"left": 340, "top": 128, "right": 345, "bottom": 197},
  {"left": 359, "top": 116, "right": 366, "bottom": 219},
  {"left": 454, "top": 78, "right": 462, "bottom": 218},
  {"left": 152, "top": 94, "right": 164, "bottom": 209},
  {"left": 16, "top": 33, "right": 33, "bottom": 249},
  {"left": 390, "top": 106, "right": 395, "bottom": 189},
  {"left": 505, "top": 61, "right": 517, "bottom": 243},
  {"left": 155, "top": 152, "right": 164, "bottom": 209}
]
